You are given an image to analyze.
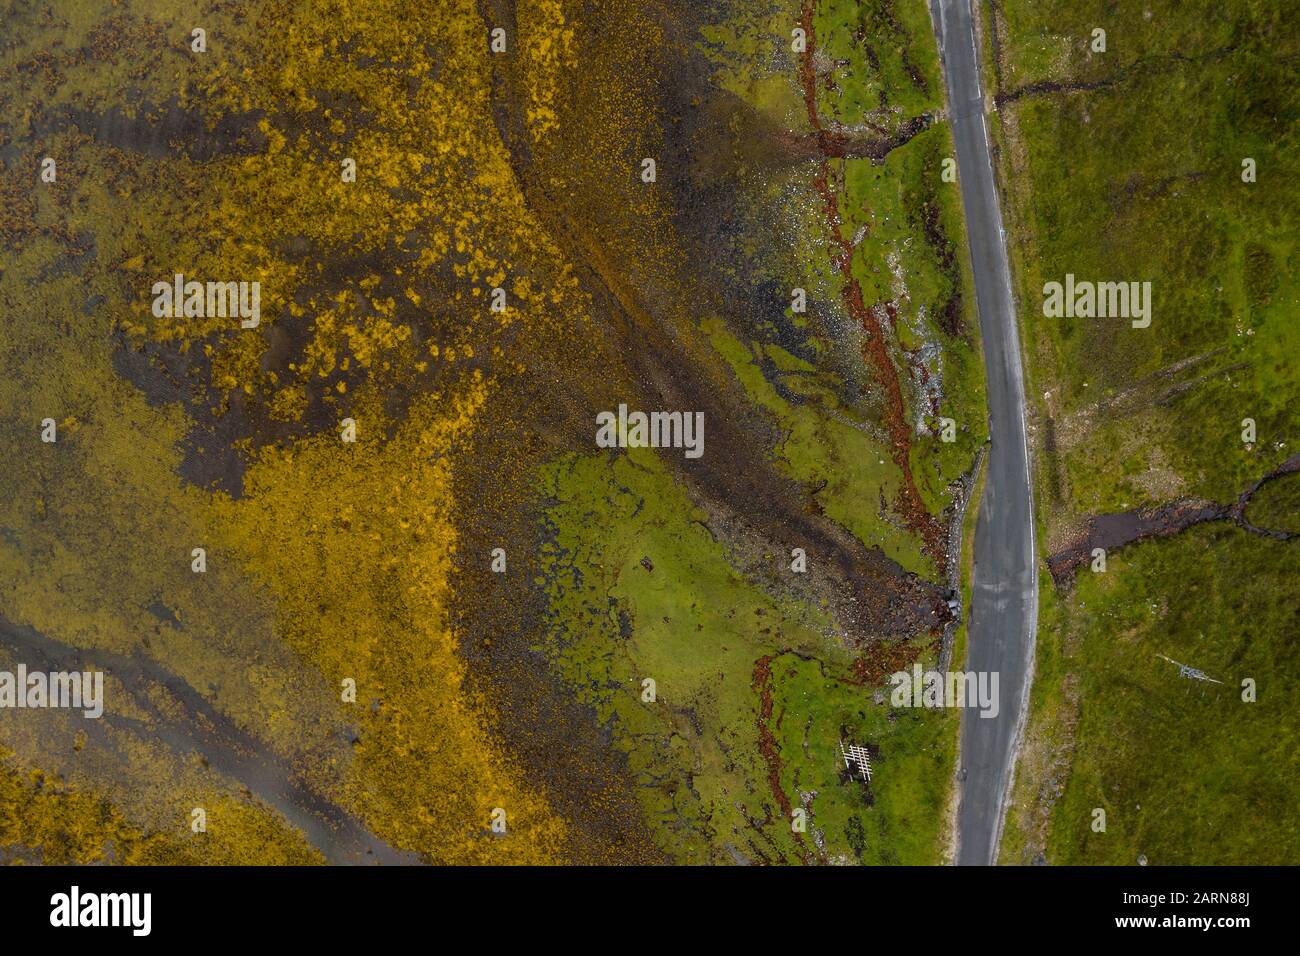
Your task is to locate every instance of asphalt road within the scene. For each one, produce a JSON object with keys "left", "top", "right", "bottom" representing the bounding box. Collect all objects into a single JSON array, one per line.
[{"left": 930, "top": 0, "right": 1039, "bottom": 866}]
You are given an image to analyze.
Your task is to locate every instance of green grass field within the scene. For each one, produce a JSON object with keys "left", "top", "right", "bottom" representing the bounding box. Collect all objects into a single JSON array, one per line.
[
  {"left": 539, "top": 447, "right": 956, "bottom": 863},
  {"left": 988, "top": 0, "right": 1300, "bottom": 864}
]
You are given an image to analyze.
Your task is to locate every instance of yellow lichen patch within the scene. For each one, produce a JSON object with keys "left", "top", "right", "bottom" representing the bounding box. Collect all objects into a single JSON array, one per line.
[
  {"left": 210, "top": 377, "right": 567, "bottom": 863},
  {"left": 0, "top": 750, "right": 324, "bottom": 865},
  {"left": 90, "top": 0, "right": 594, "bottom": 429},
  {"left": 519, "top": 0, "right": 579, "bottom": 140},
  {"left": 0, "top": 0, "right": 665, "bottom": 865}
]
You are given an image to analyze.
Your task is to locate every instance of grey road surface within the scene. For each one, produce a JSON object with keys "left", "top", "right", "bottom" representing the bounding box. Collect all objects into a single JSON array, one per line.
[{"left": 929, "top": 0, "right": 1038, "bottom": 866}]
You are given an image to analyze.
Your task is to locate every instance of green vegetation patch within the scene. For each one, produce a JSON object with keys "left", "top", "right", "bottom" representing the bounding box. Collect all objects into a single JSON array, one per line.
[
  {"left": 992, "top": 0, "right": 1299, "bottom": 865},
  {"left": 539, "top": 448, "right": 954, "bottom": 863},
  {"left": 1045, "top": 527, "right": 1298, "bottom": 864}
]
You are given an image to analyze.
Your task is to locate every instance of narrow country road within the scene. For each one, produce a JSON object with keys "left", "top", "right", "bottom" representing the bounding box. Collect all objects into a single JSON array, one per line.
[{"left": 929, "top": 0, "right": 1039, "bottom": 865}]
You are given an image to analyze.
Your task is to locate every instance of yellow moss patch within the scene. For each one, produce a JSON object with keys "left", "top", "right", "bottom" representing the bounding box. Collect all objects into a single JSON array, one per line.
[{"left": 211, "top": 377, "right": 567, "bottom": 863}]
